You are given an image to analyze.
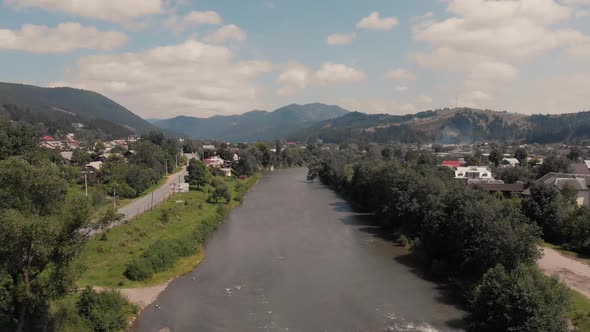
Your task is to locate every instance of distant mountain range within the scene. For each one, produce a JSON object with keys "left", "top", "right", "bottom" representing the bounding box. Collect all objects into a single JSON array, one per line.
[
  {"left": 152, "top": 103, "right": 350, "bottom": 141},
  {"left": 288, "top": 108, "right": 590, "bottom": 144},
  {"left": 3, "top": 81, "right": 590, "bottom": 144},
  {"left": 0, "top": 82, "right": 155, "bottom": 136}
]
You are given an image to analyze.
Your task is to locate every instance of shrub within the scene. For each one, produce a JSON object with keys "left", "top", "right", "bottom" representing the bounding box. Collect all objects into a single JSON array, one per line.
[
  {"left": 159, "top": 208, "right": 170, "bottom": 223},
  {"left": 124, "top": 239, "right": 197, "bottom": 281},
  {"left": 76, "top": 287, "right": 128, "bottom": 332}
]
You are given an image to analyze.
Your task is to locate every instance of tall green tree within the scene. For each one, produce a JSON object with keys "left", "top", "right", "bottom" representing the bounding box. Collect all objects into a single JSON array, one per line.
[
  {"left": 488, "top": 149, "right": 502, "bottom": 167},
  {"left": 210, "top": 178, "right": 231, "bottom": 203},
  {"left": 185, "top": 159, "right": 211, "bottom": 190},
  {"left": 469, "top": 264, "right": 570, "bottom": 332},
  {"left": 514, "top": 147, "right": 528, "bottom": 165}
]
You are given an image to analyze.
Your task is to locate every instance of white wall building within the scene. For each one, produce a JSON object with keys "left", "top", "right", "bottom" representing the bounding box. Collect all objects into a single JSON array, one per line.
[{"left": 455, "top": 166, "right": 494, "bottom": 181}]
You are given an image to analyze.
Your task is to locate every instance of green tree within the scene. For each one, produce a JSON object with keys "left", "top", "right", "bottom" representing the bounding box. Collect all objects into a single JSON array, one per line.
[
  {"left": 514, "top": 147, "right": 528, "bottom": 165},
  {"left": 210, "top": 178, "right": 231, "bottom": 203},
  {"left": 567, "top": 147, "right": 582, "bottom": 161},
  {"left": 0, "top": 194, "right": 91, "bottom": 331},
  {"left": 185, "top": 159, "right": 211, "bottom": 190},
  {"left": 71, "top": 148, "right": 91, "bottom": 166},
  {"left": 539, "top": 155, "right": 571, "bottom": 177},
  {"left": 255, "top": 142, "right": 273, "bottom": 169},
  {"left": 233, "top": 151, "right": 257, "bottom": 176},
  {"left": 469, "top": 264, "right": 570, "bottom": 332},
  {"left": 76, "top": 287, "right": 128, "bottom": 332},
  {"left": 488, "top": 149, "right": 503, "bottom": 167}
]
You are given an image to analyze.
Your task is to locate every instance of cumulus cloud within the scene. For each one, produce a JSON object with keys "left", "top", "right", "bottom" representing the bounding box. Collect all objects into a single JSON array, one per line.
[
  {"left": 456, "top": 90, "right": 493, "bottom": 108},
  {"left": 356, "top": 12, "right": 399, "bottom": 31},
  {"left": 385, "top": 68, "right": 416, "bottom": 80},
  {"left": 416, "top": 95, "right": 433, "bottom": 105},
  {"left": 395, "top": 85, "right": 408, "bottom": 92},
  {"left": 337, "top": 98, "right": 418, "bottom": 115},
  {"left": 314, "top": 63, "right": 367, "bottom": 86},
  {"left": 326, "top": 33, "right": 356, "bottom": 46},
  {"left": 165, "top": 10, "right": 222, "bottom": 31},
  {"left": 5, "top": 0, "right": 164, "bottom": 22},
  {"left": 276, "top": 62, "right": 366, "bottom": 96},
  {"left": 0, "top": 22, "right": 127, "bottom": 53},
  {"left": 204, "top": 24, "right": 246, "bottom": 43},
  {"left": 278, "top": 62, "right": 310, "bottom": 89},
  {"left": 59, "top": 39, "right": 271, "bottom": 118}
]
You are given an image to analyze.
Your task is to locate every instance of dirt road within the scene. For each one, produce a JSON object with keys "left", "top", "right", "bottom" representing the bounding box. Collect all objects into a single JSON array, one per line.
[{"left": 539, "top": 247, "right": 590, "bottom": 298}]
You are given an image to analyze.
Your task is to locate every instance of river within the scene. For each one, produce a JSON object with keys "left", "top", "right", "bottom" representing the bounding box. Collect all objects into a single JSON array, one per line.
[{"left": 133, "top": 168, "right": 465, "bottom": 332}]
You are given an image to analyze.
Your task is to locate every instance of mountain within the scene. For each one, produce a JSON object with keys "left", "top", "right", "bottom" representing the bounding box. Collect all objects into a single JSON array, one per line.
[
  {"left": 289, "top": 107, "right": 590, "bottom": 144},
  {"left": 0, "top": 82, "right": 155, "bottom": 134},
  {"left": 153, "top": 103, "right": 350, "bottom": 141}
]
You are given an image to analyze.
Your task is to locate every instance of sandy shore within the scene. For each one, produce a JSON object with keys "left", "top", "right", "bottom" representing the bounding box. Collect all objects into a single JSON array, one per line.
[{"left": 539, "top": 247, "right": 590, "bottom": 298}]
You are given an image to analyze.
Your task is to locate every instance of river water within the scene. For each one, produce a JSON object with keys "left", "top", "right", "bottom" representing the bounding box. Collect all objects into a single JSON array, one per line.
[{"left": 133, "top": 168, "right": 465, "bottom": 332}]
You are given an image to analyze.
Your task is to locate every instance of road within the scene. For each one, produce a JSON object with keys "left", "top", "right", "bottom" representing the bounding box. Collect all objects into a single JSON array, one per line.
[
  {"left": 117, "top": 167, "right": 187, "bottom": 224},
  {"left": 539, "top": 247, "right": 590, "bottom": 298}
]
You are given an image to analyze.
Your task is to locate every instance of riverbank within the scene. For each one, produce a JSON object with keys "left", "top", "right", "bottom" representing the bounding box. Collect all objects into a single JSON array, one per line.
[{"left": 75, "top": 173, "right": 260, "bottom": 293}]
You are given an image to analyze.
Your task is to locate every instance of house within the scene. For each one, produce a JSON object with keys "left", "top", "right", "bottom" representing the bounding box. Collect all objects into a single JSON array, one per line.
[
  {"left": 525, "top": 172, "right": 590, "bottom": 207},
  {"left": 502, "top": 158, "right": 521, "bottom": 168},
  {"left": 455, "top": 166, "right": 495, "bottom": 182},
  {"left": 40, "top": 135, "right": 55, "bottom": 142},
  {"left": 203, "top": 145, "right": 215, "bottom": 151},
  {"left": 60, "top": 151, "right": 74, "bottom": 163},
  {"left": 571, "top": 161, "right": 590, "bottom": 175},
  {"left": 203, "top": 156, "right": 225, "bottom": 168},
  {"left": 470, "top": 182, "right": 527, "bottom": 198},
  {"left": 220, "top": 168, "right": 233, "bottom": 177},
  {"left": 441, "top": 160, "right": 462, "bottom": 169},
  {"left": 85, "top": 161, "right": 103, "bottom": 171}
]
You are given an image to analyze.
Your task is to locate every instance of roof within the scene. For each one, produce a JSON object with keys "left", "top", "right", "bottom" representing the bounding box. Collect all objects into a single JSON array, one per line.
[
  {"left": 571, "top": 163, "right": 590, "bottom": 175},
  {"left": 86, "top": 161, "right": 103, "bottom": 170},
  {"left": 503, "top": 158, "right": 520, "bottom": 164},
  {"left": 555, "top": 178, "right": 588, "bottom": 191},
  {"left": 442, "top": 160, "right": 461, "bottom": 168},
  {"left": 470, "top": 182, "right": 526, "bottom": 193},
  {"left": 585, "top": 160, "right": 590, "bottom": 169},
  {"left": 40, "top": 135, "right": 55, "bottom": 141},
  {"left": 529, "top": 172, "right": 590, "bottom": 194},
  {"left": 203, "top": 145, "right": 215, "bottom": 150},
  {"left": 60, "top": 151, "right": 73, "bottom": 161}
]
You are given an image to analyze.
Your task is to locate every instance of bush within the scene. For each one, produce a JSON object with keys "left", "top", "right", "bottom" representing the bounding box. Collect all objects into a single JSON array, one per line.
[
  {"left": 159, "top": 208, "right": 170, "bottom": 223},
  {"left": 124, "top": 239, "right": 197, "bottom": 281},
  {"left": 76, "top": 287, "right": 128, "bottom": 332},
  {"left": 469, "top": 264, "right": 570, "bottom": 332}
]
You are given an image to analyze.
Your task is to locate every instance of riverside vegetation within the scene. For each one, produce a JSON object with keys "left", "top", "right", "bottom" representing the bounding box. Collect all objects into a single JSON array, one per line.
[
  {"left": 0, "top": 116, "right": 268, "bottom": 331},
  {"left": 306, "top": 144, "right": 589, "bottom": 332}
]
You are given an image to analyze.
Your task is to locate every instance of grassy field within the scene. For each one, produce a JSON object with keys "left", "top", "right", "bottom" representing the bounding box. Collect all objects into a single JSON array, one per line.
[
  {"left": 76, "top": 174, "right": 260, "bottom": 288},
  {"left": 568, "top": 290, "right": 590, "bottom": 332}
]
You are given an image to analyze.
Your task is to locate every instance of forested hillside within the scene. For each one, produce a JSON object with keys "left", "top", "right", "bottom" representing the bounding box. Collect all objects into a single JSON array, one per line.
[
  {"left": 290, "top": 108, "right": 590, "bottom": 145},
  {"left": 0, "top": 82, "right": 155, "bottom": 134},
  {"left": 153, "top": 103, "right": 349, "bottom": 141}
]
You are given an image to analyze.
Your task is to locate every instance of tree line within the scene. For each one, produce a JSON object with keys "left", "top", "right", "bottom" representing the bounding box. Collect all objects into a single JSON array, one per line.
[{"left": 307, "top": 145, "right": 572, "bottom": 332}]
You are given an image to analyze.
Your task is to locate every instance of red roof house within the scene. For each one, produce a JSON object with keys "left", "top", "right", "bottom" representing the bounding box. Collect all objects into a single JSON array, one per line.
[
  {"left": 442, "top": 160, "right": 462, "bottom": 168},
  {"left": 40, "top": 135, "right": 55, "bottom": 142}
]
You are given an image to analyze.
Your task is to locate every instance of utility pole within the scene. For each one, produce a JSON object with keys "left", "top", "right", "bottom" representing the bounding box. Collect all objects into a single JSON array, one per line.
[
  {"left": 165, "top": 160, "right": 168, "bottom": 176},
  {"left": 84, "top": 172, "right": 88, "bottom": 196},
  {"left": 113, "top": 185, "right": 117, "bottom": 208},
  {"left": 151, "top": 192, "right": 154, "bottom": 210}
]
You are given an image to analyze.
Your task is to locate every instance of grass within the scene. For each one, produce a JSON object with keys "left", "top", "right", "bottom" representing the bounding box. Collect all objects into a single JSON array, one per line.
[
  {"left": 568, "top": 290, "right": 590, "bottom": 332},
  {"left": 76, "top": 174, "right": 260, "bottom": 288},
  {"left": 544, "top": 242, "right": 590, "bottom": 266}
]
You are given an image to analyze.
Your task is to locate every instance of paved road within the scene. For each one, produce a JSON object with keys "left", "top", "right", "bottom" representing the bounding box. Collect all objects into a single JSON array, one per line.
[
  {"left": 118, "top": 167, "right": 187, "bottom": 223},
  {"left": 539, "top": 247, "right": 590, "bottom": 298}
]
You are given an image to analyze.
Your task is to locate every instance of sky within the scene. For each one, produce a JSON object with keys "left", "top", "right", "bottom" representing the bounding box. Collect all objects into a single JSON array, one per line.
[{"left": 1, "top": 0, "right": 590, "bottom": 119}]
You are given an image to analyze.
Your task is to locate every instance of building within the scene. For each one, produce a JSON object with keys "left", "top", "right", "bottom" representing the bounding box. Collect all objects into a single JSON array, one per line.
[
  {"left": 220, "top": 168, "right": 233, "bottom": 177},
  {"left": 203, "top": 156, "right": 225, "bottom": 168},
  {"left": 85, "top": 161, "right": 103, "bottom": 171},
  {"left": 470, "top": 182, "right": 527, "bottom": 198},
  {"left": 203, "top": 145, "right": 215, "bottom": 151},
  {"left": 455, "top": 166, "right": 495, "bottom": 182},
  {"left": 441, "top": 160, "right": 462, "bottom": 169},
  {"left": 525, "top": 172, "right": 590, "bottom": 207},
  {"left": 571, "top": 161, "right": 590, "bottom": 175},
  {"left": 60, "top": 151, "right": 74, "bottom": 163},
  {"left": 502, "top": 158, "right": 521, "bottom": 168}
]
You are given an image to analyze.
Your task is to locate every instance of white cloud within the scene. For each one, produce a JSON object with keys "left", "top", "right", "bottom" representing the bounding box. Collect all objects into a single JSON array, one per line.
[
  {"left": 314, "top": 63, "right": 367, "bottom": 86},
  {"left": 5, "top": 0, "right": 164, "bottom": 22},
  {"left": 337, "top": 98, "right": 418, "bottom": 115},
  {"left": 563, "top": 0, "right": 590, "bottom": 5},
  {"left": 469, "top": 61, "right": 518, "bottom": 82},
  {"left": 416, "top": 95, "right": 433, "bottom": 104},
  {"left": 569, "top": 43, "right": 590, "bottom": 56},
  {"left": 278, "top": 62, "right": 310, "bottom": 89},
  {"left": 356, "top": 12, "right": 399, "bottom": 31},
  {"left": 0, "top": 22, "right": 127, "bottom": 53},
  {"left": 165, "top": 10, "right": 222, "bottom": 31},
  {"left": 456, "top": 90, "right": 493, "bottom": 108},
  {"left": 204, "top": 24, "right": 246, "bottom": 43},
  {"left": 59, "top": 39, "right": 272, "bottom": 118},
  {"left": 326, "top": 33, "right": 356, "bottom": 46},
  {"left": 395, "top": 85, "right": 408, "bottom": 92},
  {"left": 385, "top": 68, "right": 416, "bottom": 80},
  {"left": 576, "top": 10, "right": 590, "bottom": 17}
]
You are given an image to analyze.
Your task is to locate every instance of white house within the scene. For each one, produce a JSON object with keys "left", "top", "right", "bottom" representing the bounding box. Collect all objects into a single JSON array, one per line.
[
  {"left": 525, "top": 173, "right": 590, "bottom": 207},
  {"left": 502, "top": 158, "right": 520, "bottom": 168},
  {"left": 455, "top": 166, "right": 494, "bottom": 181}
]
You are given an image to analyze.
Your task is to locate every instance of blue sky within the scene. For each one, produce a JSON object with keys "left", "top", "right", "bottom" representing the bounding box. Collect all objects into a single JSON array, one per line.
[{"left": 1, "top": 0, "right": 590, "bottom": 119}]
